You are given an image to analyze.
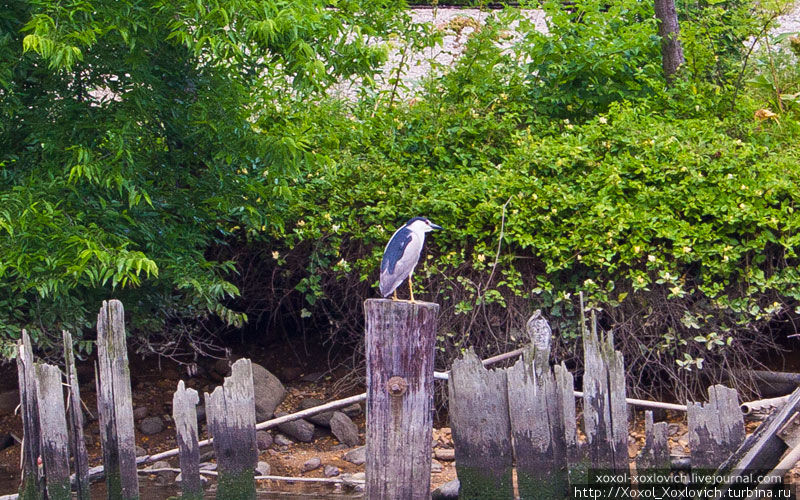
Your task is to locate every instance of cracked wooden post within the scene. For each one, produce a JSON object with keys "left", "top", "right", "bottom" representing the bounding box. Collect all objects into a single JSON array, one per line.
[
  {"left": 364, "top": 299, "right": 439, "bottom": 500},
  {"left": 63, "top": 330, "right": 90, "bottom": 500},
  {"left": 16, "top": 330, "right": 44, "bottom": 500},
  {"left": 205, "top": 358, "right": 257, "bottom": 500},
  {"left": 173, "top": 381, "right": 202, "bottom": 500},
  {"left": 449, "top": 348, "right": 513, "bottom": 499},
  {"left": 96, "top": 300, "right": 139, "bottom": 499},
  {"left": 34, "top": 363, "right": 71, "bottom": 500}
]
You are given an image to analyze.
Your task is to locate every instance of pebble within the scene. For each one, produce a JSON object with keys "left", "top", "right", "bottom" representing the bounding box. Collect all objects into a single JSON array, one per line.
[
  {"left": 302, "top": 457, "right": 322, "bottom": 472},
  {"left": 274, "top": 433, "right": 293, "bottom": 446},
  {"left": 135, "top": 446, "right": 147, "bottom": 457},
  {"left": 431, "top": 459, "right": 443, "bottom": 473},
  {"left": 255, "top": 461, "right": 271, "bottom": 476},
  {"left": 343, "top": 446, "right": 366, "bottom": 465},
  {"left": 324, "top": 465, "right": 340, "bottom": 477},
  {"left": 132, "top": 406, "right": 148, "bottom": 420}
]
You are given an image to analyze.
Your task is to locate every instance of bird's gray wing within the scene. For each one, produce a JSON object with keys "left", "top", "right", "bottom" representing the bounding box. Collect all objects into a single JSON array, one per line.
[{"left": 380, "top": 232, "right": 423, "bottom": 297}]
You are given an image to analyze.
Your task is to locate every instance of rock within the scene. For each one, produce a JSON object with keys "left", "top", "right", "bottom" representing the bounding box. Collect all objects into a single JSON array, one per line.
[
  {"left": 255, "top": 461, "right": 271, "bottom": 476},
  {"left": 252, "top": 363, "right": 286, "bottom": 421},
  {"left": 133, "top": 407, "right": 149, "bottom": 420},
  {"left": 274, "top": 433, "right": 293, "bottom": 447},
  {"left": 302, "top": 457, "right": 321, "bottom": 472},
  {"left": 256, "top": 430, "right": 273, "bottom": 450},
  {"left": 135, "top": 445, "right": 147, "bottom": 457},
  {"left": 279, "top": 365, "right": 304, "bottom": 382},
  {"left": 331, "top": 443, "right": 349, "bottom": 451},
  {"left": 300, "top": 371, "right": 325, "bottom": 382},
  {"left": 432, "top": 479, "right": 460, "bottom": 500},
  {"left": 177, "top": 472, "right": 209, "bottom": 485},
  {"left": 0, "top": 390, "right": 19, "bottom": 415},
  {"left": 343, "top": 446, "right": 366, "bottom": 465},
  {"left": 342, "top": 402, "right": 362, "bottom": 417},
  {"left": 323, "top": 465, "right": 340, "bottom": 477},
  {"left": 330, "top": 411, "right": 360, "bottom": 447},
  {"left": 668, "top": 423, "right": 681, "bottom": 436},
  {"left": 275, "top": 412, "right": 314, "bottom": 443},
  {"left": 434, "top": 448, "right": 455, "bottom": 461},
  {"left": 138, "top": 416, "right": 164, "bottom": 435},
  {"left": 147, "top": 460, "right": 174, "bottom": 486},
  {"left": 431, "top": 459, "right": 443, "bottom": 473},
  {"left": 297, "top": 397, "right": 334, "bottom": 427}
]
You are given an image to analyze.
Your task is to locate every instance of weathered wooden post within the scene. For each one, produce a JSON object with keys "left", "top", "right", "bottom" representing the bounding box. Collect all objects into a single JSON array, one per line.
[
  {"left": 16, "top": 330, "right": 44, "bottom": 500},
  {"left": 449, "top": 348, "right": 513, "bottom": 499},
  {"left": 205, "top": 358, "right": 258, "bottom": 500},
  {"left": 174, "top": 381, "right": 203, "bottom": 500},
  {"left": 507, "top": 348, "right": 568, "bottom": 499},
  {"left": 687, "top": 384, "right": 744, "bottom": 470},
  {"left": 34, "top": 363, "right": 71, "bottom": 500},
  {"left": 582, "top": 310, "right": 629, "bottom": 473},
  {"left": 96, "top": 300, "right": 140, "bottom": 499},
  {"left": 636, "top": 411, "right": 670, "bottom": 472},
  {"left": 63, "top": 330, "right": 90, "bottom": 500},
  {"left": 364, "top": 299, "right": 439, "bottom": 500}
]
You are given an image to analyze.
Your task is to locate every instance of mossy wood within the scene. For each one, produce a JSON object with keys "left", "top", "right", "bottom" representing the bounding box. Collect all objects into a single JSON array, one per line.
[
  {"left": 582, "top": 311, "right": 629, "bottom": 473},
  {"left": 687, "top": 384, "right": 744, "bottom": 471},
  {"left": 63, "top": 330, "right": 91, "bottom": 500},
  {"left": 636, "top": 411, "right": 670, "bottom": 473},
  {"left": 554, "top": 362, "right": 587, "bottom": 484},
  {"left": 173, "top": 381, "right": 203, "bottom": 500},
  {"left": 96, "top": 300, "right": 140, "bottom": 499},
  {"left": 16, "top": 330, "right": 44, "bottom": 500},
  {"left": 34, "top": 363, "right": 71, "bottom": 500},
  {"left": 449, "top": 348, "right": 513, "bottom": 499},
  {"left": 507, "top": 348, "right": 569, "bottom": 499},
  {"left": 364, "top": 299, "right": 439, "bottom": 500},
  {"left": 205, "top": 358, "right": 258, "bottom": 500}
]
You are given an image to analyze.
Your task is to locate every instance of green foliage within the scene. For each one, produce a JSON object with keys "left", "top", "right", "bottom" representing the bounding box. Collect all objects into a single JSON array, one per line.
[{"left": 0, "top": 0, "right": 407, "bottom": 351}]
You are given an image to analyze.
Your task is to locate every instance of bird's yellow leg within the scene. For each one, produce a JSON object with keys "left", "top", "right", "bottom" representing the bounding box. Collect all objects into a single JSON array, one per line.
[
  {"left": 409, "top": 278, "right": 416, "bottom": 303},
  {"left": 392, "top": 290, "right": 398, "bottom": 301}
]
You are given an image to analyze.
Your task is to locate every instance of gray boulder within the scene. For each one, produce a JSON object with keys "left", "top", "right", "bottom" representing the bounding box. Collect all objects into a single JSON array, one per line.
[
  {"left": 297, "top": 397, "right": 334, "bottom": 427},
  {"left": 302, "top": 457, "right": 321, "bottom": 472},
  {"left": 255, "top": 461, "right": 271, "bottom": 476},
  {"left": 256, "top": 430, "right": 273, "bottom": 450},
  {"left": 323, "top": 465, "right": 340, "bottom": 477},
  {"left": 330, "top": 411, "right": 360, "bottom": 447},
  {"left": 252, "top": 363, "right": 286, "bottom": 421},
  {"left": 275, "top": 412, "right": 315, "bottom": 443}
]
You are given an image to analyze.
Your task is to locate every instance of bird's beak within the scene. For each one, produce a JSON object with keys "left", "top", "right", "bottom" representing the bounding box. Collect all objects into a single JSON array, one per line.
[{"left": 431, "top": 223, "right": 443, "bottom": 231}]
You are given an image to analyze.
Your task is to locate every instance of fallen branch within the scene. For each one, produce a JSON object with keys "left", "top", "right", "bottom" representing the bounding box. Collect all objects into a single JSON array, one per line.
[{"left": 140, "top": 467, "right": 364, "bottom": 485}]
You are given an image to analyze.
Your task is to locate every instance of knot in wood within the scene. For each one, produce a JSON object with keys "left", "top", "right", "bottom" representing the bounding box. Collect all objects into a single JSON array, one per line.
[{"left": 387, "top": 376, "right": 408, "bottom": 396}]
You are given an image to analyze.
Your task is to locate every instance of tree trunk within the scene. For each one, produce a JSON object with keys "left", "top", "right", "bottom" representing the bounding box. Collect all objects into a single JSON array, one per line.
[{"left": 654, "top": 0, "right": 685, "bottom": 81}]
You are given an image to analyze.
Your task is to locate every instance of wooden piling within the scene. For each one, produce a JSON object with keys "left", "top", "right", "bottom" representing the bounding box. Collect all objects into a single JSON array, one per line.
[
  {"left": 687, "top": 384, "right": 744, "bottom": 470},
  {"left": 507, "top": 348, "right": 568, "bottom": 499},
  {"left": 16, "top": 330, "right": 44, "bottom": 500},
  {"left": 554, "top": 362, "right": 586, "bottom": 483},
  {"left": 582, "top": 311, "right": 629, "bottom": 473},
  {"left": 364, "top": 299, "right": 439, "bottom": 500},
  {"left": 34, "top": 364, "right": 71, "bottom": 500},
  {"left": 205, "top": 358, "right": 257, "bottom": 500},
  {"left": 173, "top": 381, "right": 203, "bottom": 500},
  {"left": 636, "top": 411, "right": 670, "bottom": 472},
  {"left": 449, "top": 348, "right": 513, "bottom": 499},
  {"left": 96, "top": 300, "right": 139, "bottom": 499},
  {"left": 63, "top": 331, "right": 90, "bottom": 500}
]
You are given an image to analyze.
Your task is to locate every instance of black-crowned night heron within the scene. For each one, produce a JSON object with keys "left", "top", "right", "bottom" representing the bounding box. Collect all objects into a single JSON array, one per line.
[{"left": 380, "top": 217, "right": 442, "bottom": 302}]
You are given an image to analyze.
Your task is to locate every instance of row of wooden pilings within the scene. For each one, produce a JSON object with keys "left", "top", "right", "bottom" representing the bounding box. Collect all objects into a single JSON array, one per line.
[{"left": 10, "top": 296, "right": 798, "bottom": 499}]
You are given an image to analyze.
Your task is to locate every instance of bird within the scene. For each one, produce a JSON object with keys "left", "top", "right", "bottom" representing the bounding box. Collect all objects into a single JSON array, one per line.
[{"left": 380, "top": 217, "right": 442, "bottom": 302}]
